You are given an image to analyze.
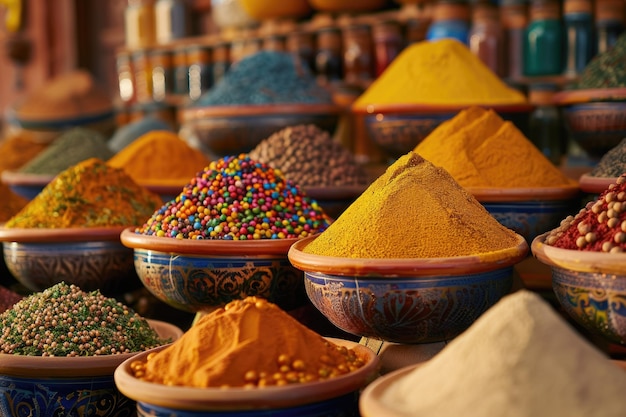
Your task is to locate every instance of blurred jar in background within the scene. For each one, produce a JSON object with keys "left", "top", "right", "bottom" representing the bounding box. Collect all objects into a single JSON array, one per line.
[
  {"left": 595, "top": 0, "right": 625, "bottom": 54},
  {"left": 469, "top": 0, "right": 506, "bottom": 78},
  {"left": 125, "top": 0, "right": 156, "bottom": 49},
  {"left": 523, "top": 0, "right": 563, "bottom": 76},
  {"left": 528, "top": 83, "right": 564, "bottom": 166}
]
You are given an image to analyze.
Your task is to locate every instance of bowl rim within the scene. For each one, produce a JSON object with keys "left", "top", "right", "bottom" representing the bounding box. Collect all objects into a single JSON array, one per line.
[
  {"left": 0, "top": 319, "right": 183, "bottom": 378},
  {"left": 287, "top": 234, "right": 529, "bottom": 276},
  {"left": 0, "top": 226, "right": 127, "bottom": 243},
  {"left": 1, "top": 170, "right": 56, "bottom": 186},
  {"left": 468, "top": 184, "right": 580, "bottom": 202},
  {"left": 120, "top": 227, "right": 305, "bottom": 255},
  {"left": 352, "top": 103, "right": 534, "bottom": 115},
  {"left": 578, "top": 173, "right": 617, "bottom": 194},
  {"left": 552, "top": 87, "right": 626, "bottom": 106},
  {"left": 179, "top": 103, "right": 342, "bottom": 122},
  {"left": 114, "top": 337, "right": 379, "bottom": 411},
  {"left": 531, "top": 232, "right": 626, "bottom": 275},
  {"left": 6, "top": 105, "right": 115, "bottom": 128}
]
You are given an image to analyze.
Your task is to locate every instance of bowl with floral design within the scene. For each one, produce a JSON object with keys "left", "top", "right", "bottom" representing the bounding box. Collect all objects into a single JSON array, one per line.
[
  {"left": 114, "top": 337, "right": 378, "bottom": 416},
  {"left": 0, "top": 319, "right": 182, "bottom": 417},
  {"left": 287, "top": 234, "right": 529, "bottom": 344},
  {"left": 0, "top": 226, "right": 142, "bottom": 296},
  {"left": 532, "top": 232, "right": 626, "bottom": 345},
  {"left": 120, "top": 228, "right": 310, "bottom": 313}
]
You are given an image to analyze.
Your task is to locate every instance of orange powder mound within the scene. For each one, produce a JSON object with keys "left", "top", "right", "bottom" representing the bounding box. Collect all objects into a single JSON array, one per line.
[
  {"left": 415, "top": 107, "right": 575, "bottom": 188},
  {"left": 107, "top": 130, "right": 210, "bottom": 186},
  {"left": 142, "top": 297, "right": 365, "bottom": 388}
]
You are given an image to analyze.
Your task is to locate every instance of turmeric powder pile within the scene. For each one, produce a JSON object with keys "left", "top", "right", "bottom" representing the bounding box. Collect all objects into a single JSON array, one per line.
[
  {"left": 5, "top": 158, "right": 163, "bottom": 228},
  {"left": 353, "top": 39, "right": 527, "bottom": 108},
  {"left": 302, "top": 152, "right": 521, "bottom": 258},
  {"left": 414, "top": 107, "right": 575, "bottom": 188},
  {"left": 107, "top": 130, "right": 210, "bottom": 186},
  {"left": 130, "top": 297, "right": 367, "bottom": 388}
]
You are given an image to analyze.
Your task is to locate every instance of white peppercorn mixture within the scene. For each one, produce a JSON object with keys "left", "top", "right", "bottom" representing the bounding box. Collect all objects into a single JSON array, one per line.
[
  {"left": 0, "top": 282, "right": 168, "bottom": 357},
  {"left": 249, "top": 124, "right": 369, "bottom": 188}
]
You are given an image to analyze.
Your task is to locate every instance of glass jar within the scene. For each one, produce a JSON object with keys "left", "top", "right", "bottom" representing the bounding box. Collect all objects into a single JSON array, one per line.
[
  {"left": 426, "top": 0, "right": 471, "bottom": 44},
  {"left": 125, "top": 0, "right": 156, "bottom": 49},
  {"left": 286, "top": 30, "right": 316, "bottom": 72},
  {"left": 528, "top": 84, "right": 564, "bottom": 166},
  {"left": 469, "top": 1, "right": 506, "bottom": 78},
  {"left": 563, "top": 0, "right": 594, "bottom": 77},
  {"left": 155, "top": 0, "right": 188, "bottom": 44},
  {"left": 372, "top": 19, "right": 403, "bottom": 77},
  {"left": 315, "top": 26, "right": 344, "bottom": 85},
  {"left": 212, "top": 42, "right": 231, "bottom": 85},
  {"left": 187, "top": 45, "right": 212, "bottom": 101},
  {"left": 523, "top": 0, "right": 564, "bottom": 76},
  {"left": 595, "top": 0, "right": 625, "bottom": 54},
  {"left": 500, "top": 0, "right": 528, "bottom": 81},
  {"left": 342, "top": 23, "right": 375, "bottom": 87}
]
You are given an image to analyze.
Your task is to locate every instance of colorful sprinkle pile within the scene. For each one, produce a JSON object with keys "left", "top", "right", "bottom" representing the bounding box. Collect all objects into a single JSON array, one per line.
[{"left": 136, "top": 154, "right": 331, "bottom": 240}]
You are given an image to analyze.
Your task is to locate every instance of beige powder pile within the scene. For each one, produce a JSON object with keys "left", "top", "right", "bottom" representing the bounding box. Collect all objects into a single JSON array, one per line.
[{"left": 377, "top": 290, "right": 626, "bottom": 416}]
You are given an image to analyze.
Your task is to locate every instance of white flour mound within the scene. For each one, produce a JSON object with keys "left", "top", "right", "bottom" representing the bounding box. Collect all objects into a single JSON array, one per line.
[{"left": 378, "top": 290, "right": 626, "bottom": 416}]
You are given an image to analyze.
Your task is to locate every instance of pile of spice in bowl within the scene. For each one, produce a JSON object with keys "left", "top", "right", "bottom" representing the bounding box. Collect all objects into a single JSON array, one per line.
[
  {"left": 121, "top": 153, "right": 332, "bottom": 313},
  {"left": 179, "top": 50, "right": 341, "bottom": 158},
  {"left": 532, "top": 173, "right": 626, "bottom": 344},
  {"left": 0, "top": 282, "right": 181, "bottom": 416},
  {"left": 579, "top": 137, "right": 626, "bottom": 195},
  {"left": 114, "top": 296, "right": 379, "bottom": 416},
  {"left": 248, "top": 124, "right": 370, "bottom": 218},
  {"left": 288, "top": 152, "right": 529, "bottom": 344},
  {"left": 359, "top": 290, "right": 626, "bottom": 417},
  {"left": 414, "top": 106, "right": 580, "bottom": 243},
  {"left": 0, "top": 158, "right": 163, "bottom": 294}
]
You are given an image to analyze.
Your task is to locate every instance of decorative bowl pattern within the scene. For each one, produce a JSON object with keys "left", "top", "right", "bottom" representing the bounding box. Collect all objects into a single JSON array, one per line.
[
  {"left": 179, "top": 104, "right": 341, "bottom": 159},
  {"left": 560, "top": 101, "right": 626, "bottom": 158},
  {"left": 114, "top": 338, "right": 379, "bottom": 416},
  {"left": 0, "top": 320, "right": 182, "bottom": 417},
  {"left": 121, "top": 228, "right": 309, "bottom": 313},
  {"left": 532, "top": 233, "right": 626, "bottom": 345},
  {"left": 288, "top": 235, "right": 529, "bottom": 344},
  {"left": 470, "top": 186, "right": 582, "bottom": 244},
  {"left": 356, "top": 104, "right": 533, "bottom": 158},
  {"left": 0, "top": 227, "right": 141, "bottom": 295}
]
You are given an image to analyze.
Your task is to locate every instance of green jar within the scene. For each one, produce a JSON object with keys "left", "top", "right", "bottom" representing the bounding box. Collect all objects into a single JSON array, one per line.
[{"left": 523, "top": 0, "right": 564, "bottom": 76}]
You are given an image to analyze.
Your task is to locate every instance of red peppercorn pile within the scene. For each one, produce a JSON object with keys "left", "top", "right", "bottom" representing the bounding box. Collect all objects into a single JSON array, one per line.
[
  {"left": 136, "top": 154, "right": 332, "bottom": 240},
  {"left": 545, "top": 174, "right": 626, "bottom": 252}
]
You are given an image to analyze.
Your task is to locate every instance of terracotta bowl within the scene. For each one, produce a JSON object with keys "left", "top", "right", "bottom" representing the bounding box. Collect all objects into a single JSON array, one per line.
[
  {"left": 1, "top": 170, "right": 55, "bottom": 200},
  {"left": 579, "top": 173, "right": 617, "bottom": 195},
  {"left": 469, "top": 185, "right": 582, "bottom": 244},
  {"left": 354, "top": 103, "right": 533, "bottom": 159},
  {"left": 0, "top": 226, "right": 141, "bottom": 296},
  {"left": 532, "top": 232, "right": 626, "bottom": 345},
  {"left": 0, "top": 319, "right": 182, "bottom": 417},
  {"left": 114, "top": 337, "right": 379, "bottom": 416},
  {"left": 239, "top": 0, "right": 311, "bottom": 20},
  {"left": 307, "top": 0, "right": 386, "bottom": 13},
  {"left": 120, "top": 228, "right": 310, "bottom": 313},
  {"left": 178, "top": 104, "right": 341, "bottom": 159},
  {"left": 287, "top": 234, "right": 529, "bottom": 344}
]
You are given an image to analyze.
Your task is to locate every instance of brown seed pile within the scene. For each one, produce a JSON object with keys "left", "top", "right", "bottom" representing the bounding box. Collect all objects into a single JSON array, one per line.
[{"left": 248, "top": 124, "right": 369, "bottom": 188}]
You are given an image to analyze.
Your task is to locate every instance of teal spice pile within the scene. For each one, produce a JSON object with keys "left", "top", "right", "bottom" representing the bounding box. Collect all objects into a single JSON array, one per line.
[{"left": 136, "top": 154, "right": 331, "bottom": 240}]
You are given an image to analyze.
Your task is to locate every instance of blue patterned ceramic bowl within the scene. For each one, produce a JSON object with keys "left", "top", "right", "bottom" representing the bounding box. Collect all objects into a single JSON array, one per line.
[
  {"left": 532, "top": 232, "right": 626, "bottom": 345},
  {"left": 355, "top": 103, "right": 533, "bottom": 159},
  {"left": 120, "top": 228, "right": 309, "bottom": 313},
  {"left": 0, "top": 226, "right": 141, "bottom": 296},
  {"left": 114, "top": 338, "right": 378, "bottom": 417},
  {"left": 288, "top": 235, "right": 529, "bottom": 344},
  {"left": 0, "top": 320, "right": 183, "bottom": 417},
  {"left": 471, "top": 186, "right": 582, "bottom": 244}
]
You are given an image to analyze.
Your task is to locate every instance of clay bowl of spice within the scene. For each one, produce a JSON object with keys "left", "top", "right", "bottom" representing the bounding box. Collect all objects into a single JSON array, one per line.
[
  {"left": 0, "top": 226, "right": 143, "bottom": 296},
  {"left": 531, "top": 174, "right": 626, "bottom": 345},
  {"left": 0, "top": 282, "right": 184, "bottom": 417},
  {"left": 289, "top": 233, "right": 529, "bottom": 344},
  {"left": 114, "top": 297, "right": 380, "bottom": 416},
  {"left": 1, "top": 170, "right": 54, "bottom": 200}
]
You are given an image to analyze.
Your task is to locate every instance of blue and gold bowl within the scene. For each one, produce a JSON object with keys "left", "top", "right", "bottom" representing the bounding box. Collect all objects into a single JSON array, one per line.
[
  {"left": 288, "top": 234, "right": 529, "bottom": 344},
  {"left": 532, "top": 232, "right": 626, "bottom": 345},
  {"left": 470, "top": 186, "right": 582, "bottom": 244},
  {"left": 0, "top": 320, "right": 182, "bottom": 417},
  {"left": 0, "top": 226, "right": 141, "bottom": 296},
  {"left": 120, "top": 228, "right": 309, "bottom": 313}
]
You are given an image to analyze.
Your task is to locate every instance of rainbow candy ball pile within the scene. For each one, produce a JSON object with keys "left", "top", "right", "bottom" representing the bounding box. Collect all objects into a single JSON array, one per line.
[{"left": 137, "top": 154, "right": 331, "bottom": 240}]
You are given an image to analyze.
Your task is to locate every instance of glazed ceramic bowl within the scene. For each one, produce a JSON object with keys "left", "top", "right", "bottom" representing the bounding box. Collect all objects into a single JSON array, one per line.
[
  {"left": 354, "top": 103, "right": 533, "bottom": 159},
  {"left": 532, "top": 232, "right": 626, "bottom": 345},
  {"left": 120, "top": 228, "right": 310, "bottom": 313},
  {"left": 178, "top": 104, "right": 342, "bottom": 159},
  {"left": 0, "top": 170, "right": 54, "bottom": 200},
  {"left": 553, "top": 88, "right": 626, "bottom": 158},
  {"left": 114, "top": 337, "right": 378, "bottom": 416},
  {"left": 470, "top": 185, "right": 582, "bottom": 244},
  {"left": 0, "top": 319, "right": 182, "bottom": 417},
  {"left": 287, "top": 234, "right": 529, "bottom": 344},
  {"left": 0, "top": 226, "right": 141, "bottom": 296}
]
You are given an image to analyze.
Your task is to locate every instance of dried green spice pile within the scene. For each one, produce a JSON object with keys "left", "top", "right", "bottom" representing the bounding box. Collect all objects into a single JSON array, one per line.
[
  {"left": 576, "top": 32, "right": 626, "bottom": 89},
  {"left": 0, "top": 282, "right": 168, "bottom": 356}
]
